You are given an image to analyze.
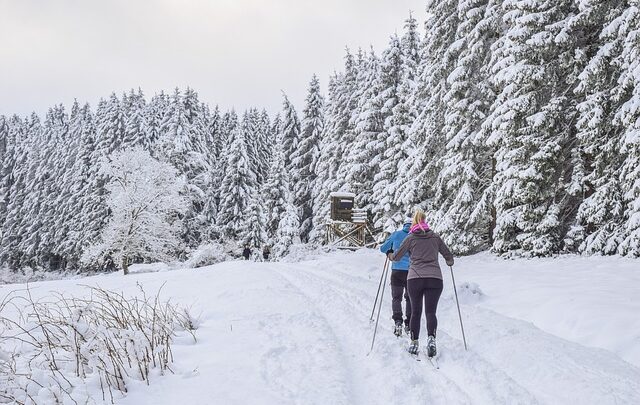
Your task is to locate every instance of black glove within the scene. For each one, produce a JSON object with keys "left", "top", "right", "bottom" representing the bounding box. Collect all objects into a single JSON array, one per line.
[
  {"left": 386, "top": 249, "right": 394, "bottom": 260},
  {"left": 446, "top": 259, "right": 454, "bottom": 267}
]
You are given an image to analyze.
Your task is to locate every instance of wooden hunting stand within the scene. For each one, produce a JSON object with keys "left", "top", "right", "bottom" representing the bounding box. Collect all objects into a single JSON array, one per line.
[{"left": 325, "top": 192, "right": 375, "bottom": 249}]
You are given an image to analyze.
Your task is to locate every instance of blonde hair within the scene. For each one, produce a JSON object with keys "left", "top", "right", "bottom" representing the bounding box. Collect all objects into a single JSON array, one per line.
[{"left": 412, "top": 209, "right": 426, "bottom": 226}]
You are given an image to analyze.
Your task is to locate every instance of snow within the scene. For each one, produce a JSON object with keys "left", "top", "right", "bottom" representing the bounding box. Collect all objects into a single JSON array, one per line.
[
  {"left": 329, "top": 191, "right": 356, "bottom": 198},
  {"left": 1, "top": 249, "right": 639, "bottom": 404}
]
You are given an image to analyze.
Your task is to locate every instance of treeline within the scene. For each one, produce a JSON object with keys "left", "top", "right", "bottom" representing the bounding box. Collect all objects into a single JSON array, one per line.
[
  {"left": 1, "top": 0, "right": 639, "bottom": 273},
  {"left": 313, "top": 0, "right": 639, "bottom": 257},
  {"left": 0, "top": 87, "right": 315, "bottom": 271}
]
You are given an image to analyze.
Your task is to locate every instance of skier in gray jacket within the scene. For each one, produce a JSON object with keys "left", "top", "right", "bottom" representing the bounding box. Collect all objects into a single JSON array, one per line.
[{"left": 390, "top": 209, "right": 454, "bottom": 357}]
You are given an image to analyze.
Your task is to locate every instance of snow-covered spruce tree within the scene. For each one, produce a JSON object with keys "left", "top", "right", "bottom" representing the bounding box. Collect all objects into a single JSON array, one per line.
[
  {"left": 157, "top": 88, "right": 211, "bottom": 247},
  {"left": 96, "top": 93, "right": 125, "bottom": 154},
  {"left": 371, "top": 34, "right": 407, "bottom": 232},
  {"left": 482, "top": 0, "right": 580, "bottom": 256},
  {"left": 0, "top": 115, "right": 13, "bottom": 241},
  {"left": 31, "top": 105, "right": 70, "bottom": 269},
  {"left": 54, "top": 101, "right": 97, "bottom": 266},
  {"left": 344, "top": 48, "right": 384, "bottom": 214},
  {"left": 262, "top": 138, "right": 292, "bottom": 241},
  {"left": 397, "top": 0, "right": 460, "bottom": 217},
  {"left": 145, "top": 91, "right": 169, "bottom": 150},
  {"left": 242, "top": 109, "right": 267, "bottom": 185},
  {"left": 216, "top": 126, "right": 256, "bottom": 240},
  {"left": 295, "top": 74, "right": 324, "bottom": 242},
  {"left": 243, "top": 195, "right": 268, "bottom": 253},
  {"left": 614, "top": 3, "right": 640, "bottom": 256},
  {"left": 0, "top": 116, "right": 26, "bottom": 268},
  {"left": 334, "top": 48, "right": 366, "bottom": 190},
  {"left": 273, "top": 191, "right": 301, "bottom": 258},
  {"left": 391, "top": 14, "right": 422, "bottom": 216},
  {"left": 280, "top": 93, "right": 301, "bottom": 171},
  {"left": 81, "top": 147, "right": 187, "bottom": 274},
  {"left": 257, "top": 109, "right": 274, "bottom": 179},
  {"left": 319, "top": 50, "right": 359, "bottom": 193},
  {"left": 122, "top": 88, "right": 148, "bottom": 149},
  {"left": 567, "top": 1, "right": 629, "bottom": 254},
  {"left": 429, "top": 0, "right": 503, "bottom": 254}
]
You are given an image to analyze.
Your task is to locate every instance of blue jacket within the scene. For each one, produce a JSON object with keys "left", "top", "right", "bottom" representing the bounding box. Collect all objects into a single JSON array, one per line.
[{"left": 379, "top": 223, "right": 411, "bottom": 271}]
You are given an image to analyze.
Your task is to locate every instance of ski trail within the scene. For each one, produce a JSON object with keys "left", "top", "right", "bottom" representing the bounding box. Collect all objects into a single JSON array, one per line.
[
  {"left": 297, "top": 258, "right": 640, "bottom": 405},
  {"left": 291, "top": 262, "right": 539, "bottom": 405},
  {"left": 274, "top": 263, "right": 464, "bottom": 404}
]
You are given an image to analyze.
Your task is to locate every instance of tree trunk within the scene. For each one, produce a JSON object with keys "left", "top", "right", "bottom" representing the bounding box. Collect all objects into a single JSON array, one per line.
[{"left": 122, "top": 256, "right": 129, "bottom": 275}]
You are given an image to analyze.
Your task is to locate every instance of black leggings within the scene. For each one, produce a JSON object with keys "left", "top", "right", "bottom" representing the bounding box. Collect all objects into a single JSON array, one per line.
[{"left": 407, "top": 277, "right": 443, "bottom": 340}]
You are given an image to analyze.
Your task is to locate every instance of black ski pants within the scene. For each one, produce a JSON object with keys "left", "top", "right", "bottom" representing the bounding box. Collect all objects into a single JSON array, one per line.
[
  {"left": 390, "top": 270, "right": 411, "bottom": 326},
  {"left": 407, "top": 277, "right": 443, "bottom": 340}
]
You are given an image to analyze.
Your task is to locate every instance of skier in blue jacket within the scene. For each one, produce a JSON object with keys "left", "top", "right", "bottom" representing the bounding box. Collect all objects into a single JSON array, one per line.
[{"left": 380, "top": 218, "right": 412, "bottom": 337}]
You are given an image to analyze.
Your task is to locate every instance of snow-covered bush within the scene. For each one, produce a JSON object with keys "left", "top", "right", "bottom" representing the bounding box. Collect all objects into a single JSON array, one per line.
[
  {"left": 185, "top": 243, "right": 231, "bottom": 268},
  {"left": 0, "top": 285, "right": 196, "bottom": 404},
  {"left": 279, "top": 244, "right": 337, "bottom": 263},
  {"left": 445, "top": 282, "right": 485, "bottom": 305},
  {"left": 0, "top": 266, "right": 84, "bottom": 285}
]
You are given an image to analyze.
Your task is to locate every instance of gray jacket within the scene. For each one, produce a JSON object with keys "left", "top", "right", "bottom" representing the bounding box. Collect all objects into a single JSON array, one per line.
[{"left": 391, "top": 229, "right": 454, "bottom": 280}]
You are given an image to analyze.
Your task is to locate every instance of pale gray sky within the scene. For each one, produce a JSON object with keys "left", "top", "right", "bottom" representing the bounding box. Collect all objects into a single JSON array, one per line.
[{"left": 0, "top": 0, "right": 426, "bottom": 117}]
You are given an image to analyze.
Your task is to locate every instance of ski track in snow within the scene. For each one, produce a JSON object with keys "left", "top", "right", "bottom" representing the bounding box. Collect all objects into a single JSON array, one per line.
[
  {"left": 3, "top": 250, "right": 639, "bottom": 405},
  {"left": 288, "top": 261, "right": 539, "bottom": 405}
]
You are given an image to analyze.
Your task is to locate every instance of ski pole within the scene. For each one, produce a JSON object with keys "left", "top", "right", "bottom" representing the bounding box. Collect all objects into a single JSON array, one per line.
[
  {"left": 370, "top": 257, "right": 389, "bottom": 322},
  {"left": 368, "top": 258, "right": 390, "bottom": 355},
  {"left": 449, "top": 265, "right": 468, "bottom": 351}
]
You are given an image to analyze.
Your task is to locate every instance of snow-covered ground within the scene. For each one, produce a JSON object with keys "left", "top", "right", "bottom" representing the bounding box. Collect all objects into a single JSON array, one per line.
[{"left": 1, "top": 249, "right": 639, "bottom": 404}]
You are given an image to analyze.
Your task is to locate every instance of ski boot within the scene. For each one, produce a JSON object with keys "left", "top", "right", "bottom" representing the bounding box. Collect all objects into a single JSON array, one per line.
[
  {"left": 394, "top": 322, "right": 403, "bottom": 337},
  {"left": 408, "top": 339, "right": 419, "bottom": 356},
  {"left": 426, "top": 335, "right": 437, "bottom": 358}
]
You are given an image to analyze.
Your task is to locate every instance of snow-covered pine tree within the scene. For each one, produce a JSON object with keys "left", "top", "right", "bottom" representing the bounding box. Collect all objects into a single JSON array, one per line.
[
  {"left": 122, "top": 88, "right": 148, "bottom": 148},
  {"left": 319, "top": 50, "right": 359, "bottom": 195},
  {"left": 397, "top": 0, "right": 460, "bottom": 219},
  {"left": 81, "top": 147, "right": 188, "bottom": 274},
  {"left": 145, "top": 91, "right": 169, "bottom": 150},
  {"left": 242, "top": 109, "right": 264, "bottom": 185},
  {"left": 371, "top": 34, "right": 407, "bottom": 232},
  {"left": 243, "top": 195, "right": 268, "bottom": 254},
  {"left": 280, "top": 93, "right": 301, "bottom": 171},
  {"left": 344, "top": 48, "right": 384, "bottom": 214},
  {"left": 96, "top": 93, "right": 125, "bottom": 154},
  {"left": 262, "top": 136, "right": 293, "bottom": 241},
  {"left": 295, "top": 75, "right": 324, "bottom": 242},
  {"left": 158, "top": 88, "right": 210, "bottom": 246},
  {"left": 0, "top": 115, "right": 12, "bottom": 238},
  {"left": 391, "top": 14, "right": 422, "bottom": 216},
  {"left": 257, "top": 109, "right": 274, "bottom": 181},
  {"left": 429, "top": 0, "right": 503, "bottom": 254},
  {"left": 483, "top": 0, "right": 580, "bottom": 256},
  {"left": 0, "top": 116, "right": 26, "bottom": 268},
  {"left": 613, "top": 3, "right": 640, "bottom": 256},
  {"left": 566, "top": 1, "right": 629, "bottom": 254},
  {"left": 33, "top": 105, "right": 69, "bottom": 268},
  {"left": 273, "top": 191, "right": 301, "bottom": 259},
  {"left": 216, "top": 125, "right": 256, "bottom": 239},
  {"left": 65, "top": 103, "right": 99, "bottom": 266}
]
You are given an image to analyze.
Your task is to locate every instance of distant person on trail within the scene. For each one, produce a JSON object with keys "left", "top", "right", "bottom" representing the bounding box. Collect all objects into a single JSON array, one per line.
[
  {"left": 243, "top": 246, "right": 251, "bottom": 260},
  {"left": 380, "top": 217, "right": 413, "bottom": 337},
  {"left": 263, "top": 246, "right": 270, "bottom": 261},
  {"left": 390, "top": 209, "right": 454, "bottom": 358}
]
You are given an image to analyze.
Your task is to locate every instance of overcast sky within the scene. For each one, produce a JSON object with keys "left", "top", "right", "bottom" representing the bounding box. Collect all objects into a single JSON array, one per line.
[{"left": 0, "top": 0, "right": 426, "bottom": 117}]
